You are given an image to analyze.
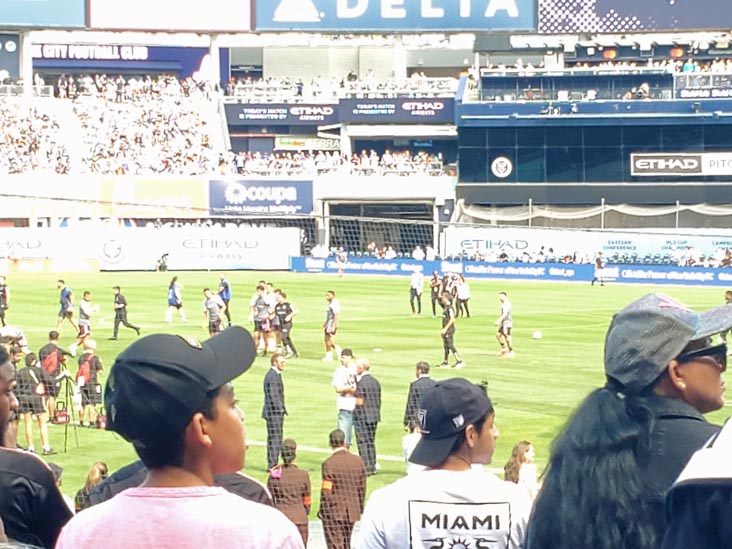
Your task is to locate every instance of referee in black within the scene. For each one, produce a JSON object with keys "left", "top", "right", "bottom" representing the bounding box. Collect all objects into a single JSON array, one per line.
[{"left": 110, "top": 286, "right": 141, "bottom": 340}]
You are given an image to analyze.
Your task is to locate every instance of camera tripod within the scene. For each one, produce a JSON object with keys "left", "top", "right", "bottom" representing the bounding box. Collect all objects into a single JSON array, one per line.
[{"left": 55, "top": 370, "right": 79, "bottom": 453}]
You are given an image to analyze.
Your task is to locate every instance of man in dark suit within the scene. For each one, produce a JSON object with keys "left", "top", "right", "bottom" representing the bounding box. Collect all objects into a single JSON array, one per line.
[
  {"left": 318, "top": 429, "right": 366, "bottom": 549},
  {"left": 403, "top": 361, "right": 436, "bottom": 430},
  {"left": 354, "top": 359, "right": 381, "bottom": 475},
  {"left": 262, "top": 353, "right": 287, "bottom": 470}
]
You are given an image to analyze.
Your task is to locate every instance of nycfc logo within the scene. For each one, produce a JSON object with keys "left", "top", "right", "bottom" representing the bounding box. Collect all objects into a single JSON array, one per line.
[
  {"left": 101, "top": 239, "right": 125, "bottom": 264},
  {"left": 224, "top": 182, "right": 298, "bottom": 205},
  {"left": 417, "top": 409, "right": 429, "bottom": 434},
  {"left": 491, "top": 156, "right": 513, "bottom": 178}
]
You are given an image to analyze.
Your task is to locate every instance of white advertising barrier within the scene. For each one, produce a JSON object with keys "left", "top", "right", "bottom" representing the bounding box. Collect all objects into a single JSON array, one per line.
[
  {"left": 0, "top": 227, "right": 300, "bottom": 271},
  {"left": 442, "top": 227, "right": 732, "bottom": 259},
  {"left": 97, "top": 228, "right": 301, "bottom": 271}
]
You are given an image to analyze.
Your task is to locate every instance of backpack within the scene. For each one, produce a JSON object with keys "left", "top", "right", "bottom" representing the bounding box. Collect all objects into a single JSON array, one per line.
[
  {"left": 76, "top": 354, "right": 93, "bottom": 386},
  {"left": 41, "top": 349, "right": 60, "bottom": 376}
]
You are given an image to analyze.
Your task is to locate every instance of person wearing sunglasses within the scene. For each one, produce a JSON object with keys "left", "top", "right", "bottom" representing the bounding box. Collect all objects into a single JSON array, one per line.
[{"left": 527, "top": 294, "right": 732, "bottom": 549}]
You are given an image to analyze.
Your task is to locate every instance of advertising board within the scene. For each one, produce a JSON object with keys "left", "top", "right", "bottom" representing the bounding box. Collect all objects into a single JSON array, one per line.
[
  {"left": 292, "top": 256, "right": 732, "bottom": 287},
  {"left": 255, "top": 0, "right": 535, "bottom": 32},
  {"left": 339, "top": 97, "right": 455, "bottom": 124},
  {"left": 442, "top": 227, "right": 732, "bottom": 260},
  {"left": 539, "top": 0, "right": 731, "bottom": 33},
  {"left": 631, "top": 153, "right": 732, "bottom": 177},
  {"left": 88, "top": 0, "right": 251, "bottom": 31},
  {"left": 0, "top": 0, "right": 85, "bottom": 28},
  {"left": 224, "top": 103, "right": 339, "bottom": 127},
  {"left": 210, "top": 180, "right": 314, "bottom": 215}
]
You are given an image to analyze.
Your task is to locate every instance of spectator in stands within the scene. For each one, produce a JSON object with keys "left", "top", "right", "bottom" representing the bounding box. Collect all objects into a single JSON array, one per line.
[
  {"left": 74, "top": 461, "right": 108, "bottom": 512},
  {"left": 527, "top": 294, "right": 732, "bottom": 549},
  {"left": 504, "top": 440, "right": 540, "bottom": 499},
  {"left": 359, "top": 378, "right": 532, "bottom": 548},
  {"left": 55, "top": 327, "right": 303, "bottom": 548}
]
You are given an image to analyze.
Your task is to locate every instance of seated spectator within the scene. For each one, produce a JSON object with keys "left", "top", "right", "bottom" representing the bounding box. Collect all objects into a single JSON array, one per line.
[
  {"left": 74, "top": 461, "right": 108, "bottom": 513},
  {"left": 359, "top": 378, "right": 532, "bottom": 548},
  {"left": 504, "top": 440, "right": 540, "bottom": 499},
  {"left": 55, "top": 327, "right": 303, "bottom": 548},
  {"left": 528, "top": 294, "right": 732, "bottom": 549}
]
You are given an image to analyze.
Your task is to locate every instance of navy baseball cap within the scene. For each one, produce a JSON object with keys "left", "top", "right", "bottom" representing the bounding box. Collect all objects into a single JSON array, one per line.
[
  {"left": 605, "top": 294, "right": 732, "bottom": 393},
  {"left": 409, "top": 378, "right": 493, "bottom": 468},
  {"left": 105, "top": 326, "right": 256, "bottom": 448}
]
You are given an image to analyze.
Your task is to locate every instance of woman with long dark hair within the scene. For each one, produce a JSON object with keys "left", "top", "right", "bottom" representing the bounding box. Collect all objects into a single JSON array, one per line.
[{"left": 528, "top": 293, "right": 732, "bottom": 549}]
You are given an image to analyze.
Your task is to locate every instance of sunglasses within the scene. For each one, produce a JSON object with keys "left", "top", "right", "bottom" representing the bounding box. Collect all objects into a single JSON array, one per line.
[{"left": 676, "top": 343, "right": 727, "bottom": 372}]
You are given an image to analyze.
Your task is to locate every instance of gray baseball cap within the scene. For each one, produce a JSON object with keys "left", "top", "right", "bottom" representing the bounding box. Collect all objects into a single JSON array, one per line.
[{"left": 605, "top": 294, "right": 732, "bottom": 393}]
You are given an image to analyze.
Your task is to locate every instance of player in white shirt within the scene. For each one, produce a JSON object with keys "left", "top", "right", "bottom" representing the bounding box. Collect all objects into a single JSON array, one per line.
[
  {"left": 409, "top": 271, "right": 424, "bottom": 315},
  {"left": 359, "top": 378, "right": 531, "bottom": 549}
]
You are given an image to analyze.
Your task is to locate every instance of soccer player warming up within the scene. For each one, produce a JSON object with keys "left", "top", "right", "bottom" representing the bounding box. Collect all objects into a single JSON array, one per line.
[
  {"left": 495, "top": 291, "right": 514, "bottom": 358},
  {"left": 439, "top": 293, "right": 464, "bottom": 369}
]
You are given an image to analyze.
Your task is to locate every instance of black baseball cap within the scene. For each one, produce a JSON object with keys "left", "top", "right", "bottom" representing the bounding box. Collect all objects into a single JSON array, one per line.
[
  {"left": 605, "top": 294, "right": 732, "bottom": 393},
  {"left": 105, "top": 326, "right": 256, "bottom": 448},
  {"left": 409, "top": 378, "right": 493, "bottom": 468}
]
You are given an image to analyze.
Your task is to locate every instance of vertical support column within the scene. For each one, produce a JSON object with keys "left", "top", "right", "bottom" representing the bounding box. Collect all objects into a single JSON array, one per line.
[
  {"left": 528, "top": 198, "right": 533, "bottom": 228},
  {"left": 323, "top": 201, "right": 331, "bottom": 248},
  {"left": 675, "top": 200, "right": 680, "bottom": 229},
  {"left": 393, "top": 37, "right": 407, "bottom": 79},
  {"left": 20, "top": 31, "right": 33, "bottom": 97},
  {"left": 433, "top": 202, "right": 440, "bottom": 256},
  {"left": 601, "top": 198, "right": 606, "bottom": 229}
]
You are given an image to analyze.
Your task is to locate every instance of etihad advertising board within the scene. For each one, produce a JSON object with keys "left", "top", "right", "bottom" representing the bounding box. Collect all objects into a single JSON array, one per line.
[
  {"left": 0, "top": 0, "right": 85, "bottom": 27},
  {"left": 255, "top": 0, "right": 536, "bottom": 31},
  {"left": 88, "top": 0, "right": 251, "bottom": 31},
  {"left": 224, "top": 103, "right": 339, "bottom": 127},
  {"left": 340, "top": 98, "right": 455, "bottom": 124},
  {"left": 631, "top": 153, "right": 732, "bottom": 177}
]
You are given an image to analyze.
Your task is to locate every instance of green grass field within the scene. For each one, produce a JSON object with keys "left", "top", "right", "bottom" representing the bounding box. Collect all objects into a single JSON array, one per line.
[{"left": 11, "top": 271, "right": 731, "bottom": 512}]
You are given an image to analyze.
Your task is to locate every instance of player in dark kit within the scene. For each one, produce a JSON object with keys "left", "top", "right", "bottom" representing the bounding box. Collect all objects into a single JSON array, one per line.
[
  {"left": 274, "top": 291, "right": 299, "bottom": 358},
  {"left": 591, "top": 251, "right": 606, "bottom": 286},
  {"left": 0, "top": 276, "right": 10, "bottom": 327},
  {"left": 429, "top": 271, "right": 442, "bottom": 317},
  {"left": 110, "top": 286, "right": 141, "bottom": 340},
  {"left": 439, "top": 293, "right": 464, "bottom": 369}
]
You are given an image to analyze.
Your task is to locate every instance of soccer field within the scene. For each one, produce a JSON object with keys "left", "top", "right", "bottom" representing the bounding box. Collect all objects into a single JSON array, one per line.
[{"left": 12, "top": 270, "right": 731, "bottom": 511}]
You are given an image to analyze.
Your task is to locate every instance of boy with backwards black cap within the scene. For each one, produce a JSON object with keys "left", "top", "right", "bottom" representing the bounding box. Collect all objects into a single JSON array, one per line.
[
  {"left": 359, "top": 377, "right": 531, "bottom": 549},
  {"left": 56, "top": 327, "right": 304, "bottom": 549}
]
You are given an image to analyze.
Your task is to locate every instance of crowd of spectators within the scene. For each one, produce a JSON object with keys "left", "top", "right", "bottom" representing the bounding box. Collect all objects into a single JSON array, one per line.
[
  {"left": 233, "top": 150, "right": 444, "bottom": 177},
  {"left": 225, "top": 71, "right": 457, "bottom": 102},
  {"left": 0, "top": 99, "right": 71, "bottom": 174},
  {"left": 70, "top": 75, "right": 220, "bottom": 175}
]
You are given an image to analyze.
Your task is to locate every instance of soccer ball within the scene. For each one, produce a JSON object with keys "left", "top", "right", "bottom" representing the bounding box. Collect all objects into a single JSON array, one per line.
[{"left": 532, "top": 331, "right": 543, "bottom": 340}]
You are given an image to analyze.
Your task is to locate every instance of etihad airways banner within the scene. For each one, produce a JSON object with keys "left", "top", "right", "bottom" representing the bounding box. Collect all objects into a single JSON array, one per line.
[
  {"left": 255, "top": 0, "right": 536, "bottom": 32},
  {"left": 442, "top": 227, "right": 732, "bottom": 260},
  {"left": 631, "top": 153, "right": 732, "bottom": 177},
  {"left": 0, "top": 228, "right": 299, "bottom": 271}
]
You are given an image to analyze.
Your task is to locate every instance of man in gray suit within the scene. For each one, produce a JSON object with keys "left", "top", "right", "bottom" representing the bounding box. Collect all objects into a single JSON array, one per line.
[{"left": 262, "top": 353, "right": 287, "bottom": 470}]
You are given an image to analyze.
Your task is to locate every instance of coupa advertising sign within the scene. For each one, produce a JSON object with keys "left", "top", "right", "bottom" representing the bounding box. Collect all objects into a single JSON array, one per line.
[
  {"left": 209, "top": 180, "right": 314, "bottom": 215},
  {"left": 340, "top": 98, "right": 455, "bottom": 124},
  {"left": 255, "top": 0, "right": 535, "bottom": 31},
  {"left": 224, "top": 103, "right": 339, "bottom": 126}
]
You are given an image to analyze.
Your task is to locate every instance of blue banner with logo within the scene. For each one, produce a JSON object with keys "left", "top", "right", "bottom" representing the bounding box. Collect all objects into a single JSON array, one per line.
[
  {"left": 291, "top": 256, "right": 732, "bottom": 286},
  {"left": 224, "top": 103, "right": 339, "bottom": 126},
  {"left": 255, "top": 0, "right": 535, "bottom": 31},
  {"left": 1, "top": 0, "right": 85, "bottom": 27},
  {"left": 340, "top": 98, "right": 455, "bottom": 124},
  {"left": 210, "top": 180, "right": 314, "bottom": 215}
]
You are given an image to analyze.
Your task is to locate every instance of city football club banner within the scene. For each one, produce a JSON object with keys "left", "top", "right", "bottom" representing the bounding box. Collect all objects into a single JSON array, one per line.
[
  {"left": 209, "top": 180, "right": 314, "bottom": 215},
  {"left": 255, "top": 0, "right": 536, "bottom": 32}
]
